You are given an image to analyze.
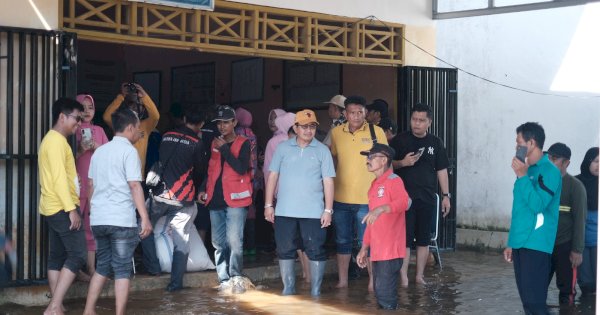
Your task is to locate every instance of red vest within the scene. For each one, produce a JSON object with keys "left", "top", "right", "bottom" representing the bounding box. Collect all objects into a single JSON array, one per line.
[{"left": 205, "top": 136, "right": 253, "bottom": 208}]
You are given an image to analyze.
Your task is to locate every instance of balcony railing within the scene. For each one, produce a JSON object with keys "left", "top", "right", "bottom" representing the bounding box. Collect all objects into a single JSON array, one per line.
[{"left": 60, "top": 0, "right": 404, "bottom": 65}]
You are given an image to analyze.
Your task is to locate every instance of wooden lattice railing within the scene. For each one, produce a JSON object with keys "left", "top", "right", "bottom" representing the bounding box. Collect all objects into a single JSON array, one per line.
[{"left": 60, "top": 0, "right": 405, "bottom": 65}]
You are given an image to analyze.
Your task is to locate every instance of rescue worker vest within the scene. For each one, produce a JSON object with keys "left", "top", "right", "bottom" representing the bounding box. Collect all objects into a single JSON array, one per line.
[{"left": 205, "top": 135, "right": 253, "bottom": 208}]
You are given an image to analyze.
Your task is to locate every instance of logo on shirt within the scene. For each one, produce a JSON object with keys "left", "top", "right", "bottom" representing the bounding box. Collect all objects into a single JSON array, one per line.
[
  {"left": 377, "top": 186, "right": 385, "bottom": 198},
  {"left": 428, "top": 146, "right": 434, "bottom": 155}
]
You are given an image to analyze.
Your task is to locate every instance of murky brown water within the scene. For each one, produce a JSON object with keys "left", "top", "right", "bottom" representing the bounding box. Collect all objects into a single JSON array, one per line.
[{"left": 2, "top": 251, "right": 596, "bottom": 314}]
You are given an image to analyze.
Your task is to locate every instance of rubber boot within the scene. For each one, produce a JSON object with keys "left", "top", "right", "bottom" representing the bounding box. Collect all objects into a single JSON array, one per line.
[
  {"left": 166, "top": 251, "right": 188, "bottom": 292},
  {"left": 279, "top": 259, "right": 296, "bottom": 295},
  {"left": 309, "top": 260, "right": 326, "bottom": 296}
]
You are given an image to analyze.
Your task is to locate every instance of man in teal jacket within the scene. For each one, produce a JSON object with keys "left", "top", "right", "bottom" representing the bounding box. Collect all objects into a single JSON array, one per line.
[{"left": 503, "top": 122, "right": 561, "bottom": 315}]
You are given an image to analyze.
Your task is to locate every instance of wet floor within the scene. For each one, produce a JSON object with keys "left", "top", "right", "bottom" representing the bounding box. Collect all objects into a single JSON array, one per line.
[{"left": 2, "top": 250, "right": 596, "bottom": 314}]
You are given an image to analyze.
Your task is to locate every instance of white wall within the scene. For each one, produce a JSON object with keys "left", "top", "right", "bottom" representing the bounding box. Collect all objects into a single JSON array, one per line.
[
  {"left": 436, "top": 4, "right": 600, "bottom": 230},
  {"left": 230, "top": 0, "right": 433, "bottom": 26},
  {"left": 0, "top": 0, "right": 58, "bottom": 30}
]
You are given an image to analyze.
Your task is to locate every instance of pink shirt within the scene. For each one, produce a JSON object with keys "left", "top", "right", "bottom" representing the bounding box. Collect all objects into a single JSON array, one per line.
[
  {"left": 76, "top": 123, "right": 108, "bottom": 203},
  {"left": 364, "top": 168, "right": 410, "bottom": 261}
]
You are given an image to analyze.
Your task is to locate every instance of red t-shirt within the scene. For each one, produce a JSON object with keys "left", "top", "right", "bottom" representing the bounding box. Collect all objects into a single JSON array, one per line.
[{"left": 364, "top": 168, "right": 410, "bottom": 261}]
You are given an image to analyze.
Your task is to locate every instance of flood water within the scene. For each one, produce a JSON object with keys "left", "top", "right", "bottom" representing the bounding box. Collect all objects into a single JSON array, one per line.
[{"left": 2, "top": 250, "right": 596, "bottom": 314}]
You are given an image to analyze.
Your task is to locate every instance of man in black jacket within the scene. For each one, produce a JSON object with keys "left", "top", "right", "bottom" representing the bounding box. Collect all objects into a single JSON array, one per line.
[{"left": 142, "top": 108, "right": 207, "bottom": 291}]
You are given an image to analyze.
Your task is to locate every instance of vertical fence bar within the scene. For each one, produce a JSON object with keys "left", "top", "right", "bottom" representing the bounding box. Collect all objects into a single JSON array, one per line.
[
  {"left": 17, "top": 32, "right": 26, "bottom": 281},
  {"left": 28, "top": 32, "right": 39, "bottom": 280},
  {"left": 5, "top": 31, "right": 14, "bottom": 274}
]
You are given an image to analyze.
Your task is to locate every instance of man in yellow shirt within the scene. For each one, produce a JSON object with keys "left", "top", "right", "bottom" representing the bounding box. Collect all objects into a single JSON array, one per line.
[
  {"left": 103, "top": 83, "right": 160, "bottom": 178},
  {"left": 330, "top": 96, "right": 387, "bottom": 291},
  {"left": 38, "top": 98, "right": 87, "bottom": 315}
]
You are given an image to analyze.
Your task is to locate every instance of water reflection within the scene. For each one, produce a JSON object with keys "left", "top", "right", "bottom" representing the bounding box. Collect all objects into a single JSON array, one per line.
[{"left": 3, "top": 251, "right": 596, "bottom": 314}]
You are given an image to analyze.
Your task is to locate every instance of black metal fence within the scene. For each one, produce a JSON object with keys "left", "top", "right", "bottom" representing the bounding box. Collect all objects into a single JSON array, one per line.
[
  {"left": 0, "top": 27, "right": 77, "bottom": 285},
  {"left": 398, "top": 66, "right": 458, "bottom": 250}
]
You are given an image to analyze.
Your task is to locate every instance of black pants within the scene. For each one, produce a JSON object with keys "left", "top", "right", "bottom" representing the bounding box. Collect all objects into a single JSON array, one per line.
[
  {"left": 549, "top": 241, "right": 575, "bottom": 304},
  {"left": 372, "top": 258, "right": 403, "bottom": 310},
  {"left": 274, "top": 216, "right": 326, "bottom": 261},
  {"left": 513, "top": 248, "right": 551, "bottom": 315}
]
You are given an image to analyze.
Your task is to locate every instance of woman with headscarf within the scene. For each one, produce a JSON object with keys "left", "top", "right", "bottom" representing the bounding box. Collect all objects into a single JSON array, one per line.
[
  {"left": 235, "top": 107, "right": 259, "bottom": 256},
  {"left": 75, "top": 94, "right": 109, "bottom": 279},
  {"left": 576, "top": 147, "right": 599, "bottom": 295}
]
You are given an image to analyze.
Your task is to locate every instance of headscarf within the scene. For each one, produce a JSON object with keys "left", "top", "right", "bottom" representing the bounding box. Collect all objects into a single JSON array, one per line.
[
  {"left": 235, "top": 107, "right": 253, "bottom": 128},
  {"left": 263, "top": 112, "right": 296, "bottom": 188},
  {"left": 76, "top": 94, "right": 95, "bottom": 129},
  {"left": 576, "top": 147, "right": 599, "bottom": 211}
]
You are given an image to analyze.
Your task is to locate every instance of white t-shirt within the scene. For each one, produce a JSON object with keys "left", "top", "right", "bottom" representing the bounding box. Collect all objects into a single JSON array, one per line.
[{"left": 89, "top": 136, "right": 142, "bottom": 227}]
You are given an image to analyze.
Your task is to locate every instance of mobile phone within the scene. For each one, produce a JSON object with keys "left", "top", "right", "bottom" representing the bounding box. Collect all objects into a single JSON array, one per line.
[
  {"left": 416, "top": 147, "right": 425, "bottom": 157},
  {"left": 81, "top": 128, "right": 92, "bottom": 143},
  {"left": 515, "top": 145, "right": 527, "bottom": 162}
]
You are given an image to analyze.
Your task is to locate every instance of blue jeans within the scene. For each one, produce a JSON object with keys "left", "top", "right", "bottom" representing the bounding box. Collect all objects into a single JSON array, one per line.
[
  {"left": 45, "top": 210, "right": 87, "bottom": 273},
  {"left": 332, "top": 202, "right": 368, "bottom": 254},
  {"left": 210, "top": 207, "right": 247, "bottom": 282},
  {"left": 92, "top": 225, "right": 139, "bottom": 280},
  {"left": 274, "top": 216, "right": 327, "bottom": 261}
]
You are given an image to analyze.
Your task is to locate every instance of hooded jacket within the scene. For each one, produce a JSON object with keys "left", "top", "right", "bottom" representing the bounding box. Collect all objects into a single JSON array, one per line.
[{"left": 263, "top": 112, "right": 296, "bottom": 188}]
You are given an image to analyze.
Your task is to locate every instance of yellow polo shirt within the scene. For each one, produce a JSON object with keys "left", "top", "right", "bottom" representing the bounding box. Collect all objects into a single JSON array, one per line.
[
  {"left": 38, "top": 130, "right": 79, "bottom": 216},
  {"left": 330, "top": 122, "right": 387, "bottom": 204}
]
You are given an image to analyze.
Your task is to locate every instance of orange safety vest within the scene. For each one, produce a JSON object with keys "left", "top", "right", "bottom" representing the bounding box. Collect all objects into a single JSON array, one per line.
[{"left": 205, "top": 135, "right": 253, "bottom": 208}]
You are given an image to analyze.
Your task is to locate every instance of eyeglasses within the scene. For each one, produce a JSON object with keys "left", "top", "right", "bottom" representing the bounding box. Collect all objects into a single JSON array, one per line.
[
  {"left": 297, "top": 124, "right": 317, "bottom": 130},
  {"left": 367, "top": 154, "right": 388, "bottom": 160},
  {"left": 67, "top": 114, "right": 83, "bottom": 122}
]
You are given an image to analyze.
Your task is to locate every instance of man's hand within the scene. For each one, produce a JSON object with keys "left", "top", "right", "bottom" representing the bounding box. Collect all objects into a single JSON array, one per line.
[
  {"left": 511, "top": 157, "right": 528, "bottom": 178},
  {"left": 441, "top": 197, "right": 451, "bottom": 218},
  {"left": 197, "top": 192, "right": 207, "bottom": 204},
  {"left": 503, "top": 247, "right": 513, "bottom": 263},
  {"left": 139, "top": 217, "right": 152, "bottom": 239},
  {"left": 214, "top": 136, "right": 227, "bottom": 149},
  {"left": 570, "top": 251, "right": 583, "bottom": 268},
  {"left": 133, "top": 83, "right": 147, "bottom": 98},
  {"left": 69, "top": 208, "right": 81, "bottom": 230},
  {"left": 320, "top": 211, "right": 332, "bottom": 228},
  {"left": 400, "top": 152, "right": 421, "bottom": 167},
  {"left": 357, "top": 248, "right": 368, "bottom": 268},
  {"left": 264, "top": 206, "right": 275, "bottom": 223},
  {"left": 362, "top": 208, "right": 383, "bottom": 225}
]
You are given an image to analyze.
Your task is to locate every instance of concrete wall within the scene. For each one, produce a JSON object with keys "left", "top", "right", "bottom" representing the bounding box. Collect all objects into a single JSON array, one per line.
[
  {"left": 436, "top": 4, "right": 600, "bottom": 232},
  {"left": 0, "top": 0, "right": 59, "bottom": 30}
]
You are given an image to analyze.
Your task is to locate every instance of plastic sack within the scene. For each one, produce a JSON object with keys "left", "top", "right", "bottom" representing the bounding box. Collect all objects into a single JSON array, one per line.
[{"left": 154, "top": 216, "right": 215, "bottom": 272}]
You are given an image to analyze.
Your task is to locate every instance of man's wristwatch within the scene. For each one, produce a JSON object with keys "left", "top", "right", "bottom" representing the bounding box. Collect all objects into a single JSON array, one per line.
[
  {"left": 442, "top": 193, "right": 451, "bottom": 199},
  {"left": 324, "top": 209, "right": 333, "bottom": 215}
]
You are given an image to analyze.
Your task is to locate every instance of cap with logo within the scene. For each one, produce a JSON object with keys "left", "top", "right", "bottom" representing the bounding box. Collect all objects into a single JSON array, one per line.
[
  {"left": 324, "top": 95, "right": 347, "bottom": 109},
  {"left": 295, "top": 109, "right": 319, "bottom": 126},
  {"left": 212, "top": 105, "right": 236, "bottom": 122},
  {"left": 547, "top": 142, "right": 571, "bottom": 160},
  {"left": 360, "top": 143, "right": 396, "bottom": 159}
]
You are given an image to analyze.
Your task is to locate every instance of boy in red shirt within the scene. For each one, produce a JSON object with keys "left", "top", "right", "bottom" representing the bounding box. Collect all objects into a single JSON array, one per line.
[{"left": 357, "top": 143, "right": 410, "bottom": 310}]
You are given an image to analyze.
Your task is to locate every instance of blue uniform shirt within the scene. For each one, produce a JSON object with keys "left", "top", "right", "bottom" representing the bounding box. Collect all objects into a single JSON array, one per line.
[{"left": 269, "top": 137, "right": 336, "bottom": 219}]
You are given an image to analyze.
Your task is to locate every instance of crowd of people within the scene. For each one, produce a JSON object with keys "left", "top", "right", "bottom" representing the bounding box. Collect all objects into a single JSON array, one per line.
[
  {"left": 36, "top": 83, "right": 598, "bottom": 314},
  {"left": 503, "top": 123, "right": 598, "bottom": 314}
]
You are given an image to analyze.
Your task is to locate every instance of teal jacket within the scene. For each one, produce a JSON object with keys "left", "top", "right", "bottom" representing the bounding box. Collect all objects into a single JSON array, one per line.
[{"left": 508, "top": 154, "right": 562, "bottom": 254}]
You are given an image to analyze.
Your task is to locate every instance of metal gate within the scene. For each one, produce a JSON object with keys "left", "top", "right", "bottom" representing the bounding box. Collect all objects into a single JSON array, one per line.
[
  {"left": 397, "top": 66, "right": 458, "bottom": 250},
  {"left": 0, "top": 27, "right": 77, "bottom": 285}
]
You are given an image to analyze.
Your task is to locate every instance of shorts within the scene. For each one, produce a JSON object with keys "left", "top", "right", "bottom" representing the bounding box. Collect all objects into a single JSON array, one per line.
[{"left": 405, "top": 199, "right": 436, "bottom": 247}]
